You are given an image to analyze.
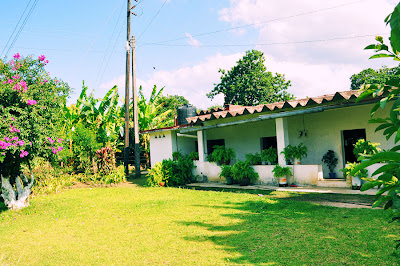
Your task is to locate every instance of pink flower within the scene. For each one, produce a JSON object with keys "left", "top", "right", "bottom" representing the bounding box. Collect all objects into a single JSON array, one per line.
[
  {"left": 57, "top": 138, "right": 64, "bottom": 143},
  {"left": 57, "top": 146, "right": 63, "bottom": 152},
  {"left": 27, "top": 99, "right": 37, "bottom": 105},
  {"left": 38, "top": 55, "right": 46, "bottom": 61},
  {"left": 47, "top": 137, "right": 55, "bottom": 144},
  {"left": 19, "top": 150, "right": 28, "bottom": 158},
  {"left": 11, "top": 117, "right": 15, "bottom": 121},
  {"left": 44, "top": 80, "right": 47, "bottom": 83},
  {"left": 13, "top": 53, "right": 21, "bottom": 60},
  {"left": 12, "top": 75, "right": 20, "bottom": 80}
]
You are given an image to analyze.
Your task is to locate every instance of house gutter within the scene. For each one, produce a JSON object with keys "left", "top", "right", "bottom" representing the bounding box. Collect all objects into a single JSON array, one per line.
[
  {"left": 177, "top": 133, "right": 197, "bottom": 139},
  {"left": 179, "top": 100, "right": 378, "bottom": 134}
]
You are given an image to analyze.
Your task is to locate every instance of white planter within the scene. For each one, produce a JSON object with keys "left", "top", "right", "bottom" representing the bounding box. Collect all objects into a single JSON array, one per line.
[
  {"left": 279, "top": 175, "right": 288, "bottom": 187},
  {"left": 352, "top": 175, "right": 362, "bottom": 187},
  {"left": 294, "top": 158, "right": 301, "bottom": 165}
]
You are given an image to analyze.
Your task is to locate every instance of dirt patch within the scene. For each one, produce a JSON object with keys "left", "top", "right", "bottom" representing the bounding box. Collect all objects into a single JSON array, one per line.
[{"left": 287, "top": 193, "right": 377, "bottom": 209}]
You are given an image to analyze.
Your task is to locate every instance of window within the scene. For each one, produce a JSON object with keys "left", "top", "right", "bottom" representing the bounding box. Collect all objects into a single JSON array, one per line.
[
  {"left": 261, "top": 136, "right": 277, "bottom": 151},
  {"left": 207, "top": 139, "right": 225, "bottom": 155}
]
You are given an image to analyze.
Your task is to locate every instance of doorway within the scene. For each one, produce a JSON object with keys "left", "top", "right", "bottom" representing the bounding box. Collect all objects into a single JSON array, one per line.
[{"left": 342, "top": 129, "right": 366, "bottom": 164}]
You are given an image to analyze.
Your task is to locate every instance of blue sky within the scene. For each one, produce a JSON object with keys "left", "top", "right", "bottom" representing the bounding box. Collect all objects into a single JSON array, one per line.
[{"left": 1, "top": 0, "right": 398, "bottom": 109}]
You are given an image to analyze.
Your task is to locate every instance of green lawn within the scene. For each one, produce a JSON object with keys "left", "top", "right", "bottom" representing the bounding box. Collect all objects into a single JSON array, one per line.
[{"left": 0, "top": 185, "right": 399, "bottom": 265}]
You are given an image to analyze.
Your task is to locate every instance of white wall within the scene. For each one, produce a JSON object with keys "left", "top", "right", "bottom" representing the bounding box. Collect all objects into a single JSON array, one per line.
[
  {"left": 286, "top": 103, "right": 393, "bottom": 178},
  {"left": 149, "top": 130, "right": 176, "bottom": 168}
]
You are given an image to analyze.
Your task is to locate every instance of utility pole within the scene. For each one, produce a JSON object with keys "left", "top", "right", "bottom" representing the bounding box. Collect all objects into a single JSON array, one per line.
[
  {"left": 131, "top": 36, "right": 141, "bottom": 178},
  {"left": 124, "top": 0, "right": 132, "bottom": 177}
]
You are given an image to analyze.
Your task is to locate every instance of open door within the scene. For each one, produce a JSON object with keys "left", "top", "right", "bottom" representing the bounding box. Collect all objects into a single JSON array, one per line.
[{"left": 342, "top": 129, "right": 366, "bottom": 165}]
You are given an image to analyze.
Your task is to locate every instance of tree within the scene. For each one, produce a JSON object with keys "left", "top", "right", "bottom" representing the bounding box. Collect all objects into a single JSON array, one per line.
[
  {"left": 207, "top": 50, "right": 294, "bottom": 106},
  {"left": 351, "top": 3, "right": 400, "bottom": 248},
  {"left": 156, "top": 94, "right": 190, "bottom": 127},
  {"left": 0, "top": 54, "right": 70, "bottom": 209},
  {"left": 349, "top": 66, "right": 400, "bottom": 90}
]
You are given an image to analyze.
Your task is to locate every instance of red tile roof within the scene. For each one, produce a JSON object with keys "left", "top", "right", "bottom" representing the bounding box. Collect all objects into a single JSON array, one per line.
[
  {"left": 186, "top": 90, "right": 362, "bottom": 125},
  {"left": 141, "top": 90, "right": 368, "bottom": 133}
]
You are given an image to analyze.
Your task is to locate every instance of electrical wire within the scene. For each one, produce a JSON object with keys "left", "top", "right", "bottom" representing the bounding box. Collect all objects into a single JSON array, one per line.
[
  {"left": 141, "top": 0, "right": 366, "bottom": 45},
  {"left": 1, "top": 0, "right": 34, "bottom": 58},
  {"left": 136, "top": 0, "right": 168, "bottom": 41},
  {"left": 5, "top": 0, "right": 39, "bottom": 58},
  {"left": 138, "top": 33, "right": 386, "bottom": 48}
]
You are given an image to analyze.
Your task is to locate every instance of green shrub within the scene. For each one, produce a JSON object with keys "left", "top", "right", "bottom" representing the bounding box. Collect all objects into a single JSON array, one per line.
[
  {"left": 231, "top": 160, "right": 258, "bottom": 185},
  {"left": 353, "top": 139, "right": 380, "bottom": 161},
  {"left": 272, "top": 164, "right": 292, "bottom": 178},
  {"left": 341, "top": 162, "right": 368, "bottom": 180},
  {"left": 280, "top": 145, "right": 295, "bottom": 163},
  {"left": 146, "top": 154, "right": 196, "bottom": 187},
  {"left": 261, "top": 147, "right": 278, "bottom": 164},
  {"left": 71, "top": 124, "right": 101, "bottom": 173},
  {"left": 245, "top": 153, "right": 262, "bottom": 165},
  {"left": 188, "top": 151, "right": 199, "bottom": 161},
  {"left": 208, "top": 145, "right": 236, "bottom": 165}
]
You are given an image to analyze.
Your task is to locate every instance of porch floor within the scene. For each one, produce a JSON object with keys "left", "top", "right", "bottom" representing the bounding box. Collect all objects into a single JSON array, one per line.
[{"left": 186, "top": 182, "right": 379, "bottom": 196}]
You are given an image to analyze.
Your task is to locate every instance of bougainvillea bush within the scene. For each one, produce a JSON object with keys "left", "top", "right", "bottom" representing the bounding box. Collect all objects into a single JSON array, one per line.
[{"left": 0, "top": 53, "right": 70, "bottom": 209}]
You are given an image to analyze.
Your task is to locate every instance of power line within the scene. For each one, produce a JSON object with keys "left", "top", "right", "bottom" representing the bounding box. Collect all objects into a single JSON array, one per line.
[
  {"left": 138, "top": 33, "right": 387, "bottom": 48},
  {"left": 136, "top": 0, "right": 168, "bottom": 41},
  {"left": 141, "top": 0, "right": 366, "bottom": 45},
  {"left": 1, "top": 0, "right": 33, "bottom": 58},
  {"left": 2, "top": 0, "right": 38, "bottom": 58}
]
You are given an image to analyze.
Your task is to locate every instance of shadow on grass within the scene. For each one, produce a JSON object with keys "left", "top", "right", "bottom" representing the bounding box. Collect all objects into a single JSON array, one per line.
[
  {"left": 177, "top": 195, "right": 398, "bottom": 265},
  {"left": 186, "top": 186, "right": 376, "bottom": 206}
]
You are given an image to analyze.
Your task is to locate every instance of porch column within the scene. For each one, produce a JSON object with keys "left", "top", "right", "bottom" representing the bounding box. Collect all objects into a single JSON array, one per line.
[
  {"left": 275, "top": 117, "right": 290, "bottom": 165},
  {"left": 197, "top": 130, "right": 208, "bottom": 162}
]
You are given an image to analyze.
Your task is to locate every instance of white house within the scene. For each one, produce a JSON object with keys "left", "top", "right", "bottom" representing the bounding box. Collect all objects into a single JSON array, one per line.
[{"left": 142, "top": 90, "right": 394, "bottom": 187}]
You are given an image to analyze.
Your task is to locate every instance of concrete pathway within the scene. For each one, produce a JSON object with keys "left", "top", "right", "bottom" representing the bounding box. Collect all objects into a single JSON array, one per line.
[{"left": 187, "top": 182, "right": 379, "bottom": 196}]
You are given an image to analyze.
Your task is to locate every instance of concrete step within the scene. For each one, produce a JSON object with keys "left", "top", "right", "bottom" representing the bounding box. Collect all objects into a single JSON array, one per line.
[{"left": 318, "top": 179, "right": 349, "bottom": 188}]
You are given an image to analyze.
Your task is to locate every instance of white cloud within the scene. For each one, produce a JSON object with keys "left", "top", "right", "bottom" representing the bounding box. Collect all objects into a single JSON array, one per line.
[
  {"left": 100, "top": 53, "right": 244, "bottom": 109},
  {"left": 185, "top": 32, "right": 201, "bottom": 47},
  {"left": 219, "top": 0, "right": 395, "bottom": 64}
]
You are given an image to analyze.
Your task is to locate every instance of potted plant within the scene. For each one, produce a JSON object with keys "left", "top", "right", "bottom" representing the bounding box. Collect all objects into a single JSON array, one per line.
[
  {"left": 245, "top": 152, "right": 262, "bottom": 165},
  {"left": 340, "top": 162, "right": 368, "bottom": 190},
  {"left": 231, "top": 160, "right": 259, "bottom": 186},
  {"left": 219, "top": 165, "right": 233, "bottom": 185},
  {"left": 261, "top": 147, "right": 278, "bottom": 165},
  {"left": 322, "top": 150, "right": 338, "bottom": 179},
  {"left": 188, "top": 151, "right": 199, "bottom": 161},
  {"left": 208, "top": 145, "right": 236, "bottom": 165},
  {"left": 292, "top": 143, "right": 308, "bottom": 164},
  {"left": 353, "top": 139, "right": 380, "bottom": 161},
  {"left": 280, "top": 145, "right": 295, "bottom": 165},
  {"left": 272, "top": 164, "right": 292, "bottom": 187}
]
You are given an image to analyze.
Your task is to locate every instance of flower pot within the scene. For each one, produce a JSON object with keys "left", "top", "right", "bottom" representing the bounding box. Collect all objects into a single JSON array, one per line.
[
  {"left": 294, "top": 158, "right": 301, "bottom": 165},
  {"left": 239, "top": 178, "right": 251, "bottom": 186},
  {"left": 159, "top": 182, "right": 165, "bottom": 187},
  {"left": 351, "top": 175, "right": 362, "bottom": 190},
  {"left": 278, "top": 176, "right": 288, "bottom": 187},
  {"left": 328, "top": 172, "right": 336, "bottom": 179}
]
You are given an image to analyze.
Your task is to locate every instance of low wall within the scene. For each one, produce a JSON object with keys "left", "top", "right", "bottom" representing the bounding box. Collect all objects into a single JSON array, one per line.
[{"left": 194, "top": 161, "right": 323, "bottom": 186}]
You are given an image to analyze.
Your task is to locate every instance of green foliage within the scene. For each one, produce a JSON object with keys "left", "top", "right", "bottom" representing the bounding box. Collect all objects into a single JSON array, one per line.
[
  {"left": 353, "top": 139, "right": 380, "bottom": 161},
  {"left": 293, "top": 143, "right": 308, "bottom": 161},
  {"left": 350, "top": 66, "right": 400, "bottom": 91},
  {"left": 245, "top": 152, "right": 262, "bottom": 165},
  {"left": 341, "top": 162, "right": 368, "bottom": 180},
  {"left": 70, "top": 124, "right": 101, "bottom": 173},
  {"left": 219, "top": 165, "right": 233, "bottom": 179},
  {"left": 155, "top": 94, "right": 190, "bottom": 127},
  {"left": 207, "top": 145, "right": 236, "bottom": 165},
  {"left": 172, "top": 151, "right": 183, "bottom": 161},
  {"left": 0, "top": 54, "right": 70, "bottom": 176},
  {"left": 231, "top": 160, "right": 259, "bottom": 185},
  {"left": 146, "top": 154, "right": 195, "bottom": 187},
  {"left": 96, "top": 146, "right": 116, "bottom": 175},
  {"left": 188, "top": 151, "right": 199, "bottom": 161},
  {"left": 76, "top": 165, "right": 126, "bottom": 185},
  {"left": 207, "top": 50, "right": 294, "bottom": 106},
  {"left": 352, "top": 5, "right": 400, "bottom": 230},
  {"left": 321, "top": 150, "right": 338, "bottom": 173},
  {"left": 261, "top": 147, "right": 278, "bottom": 164},
  {"left": 146, "top": 162, "right": 164, "bottom": 187},
  {"left": 280, "top": 145, "right": 295, "bottom": 163},
  {"left": 272, "top": 164, "right": 292, "bottom": 178}
]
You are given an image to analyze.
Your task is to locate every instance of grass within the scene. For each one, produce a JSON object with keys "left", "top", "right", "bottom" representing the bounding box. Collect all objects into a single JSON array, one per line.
[{"left": 0, "top": 181, "right": 399, "bottom": 265}]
